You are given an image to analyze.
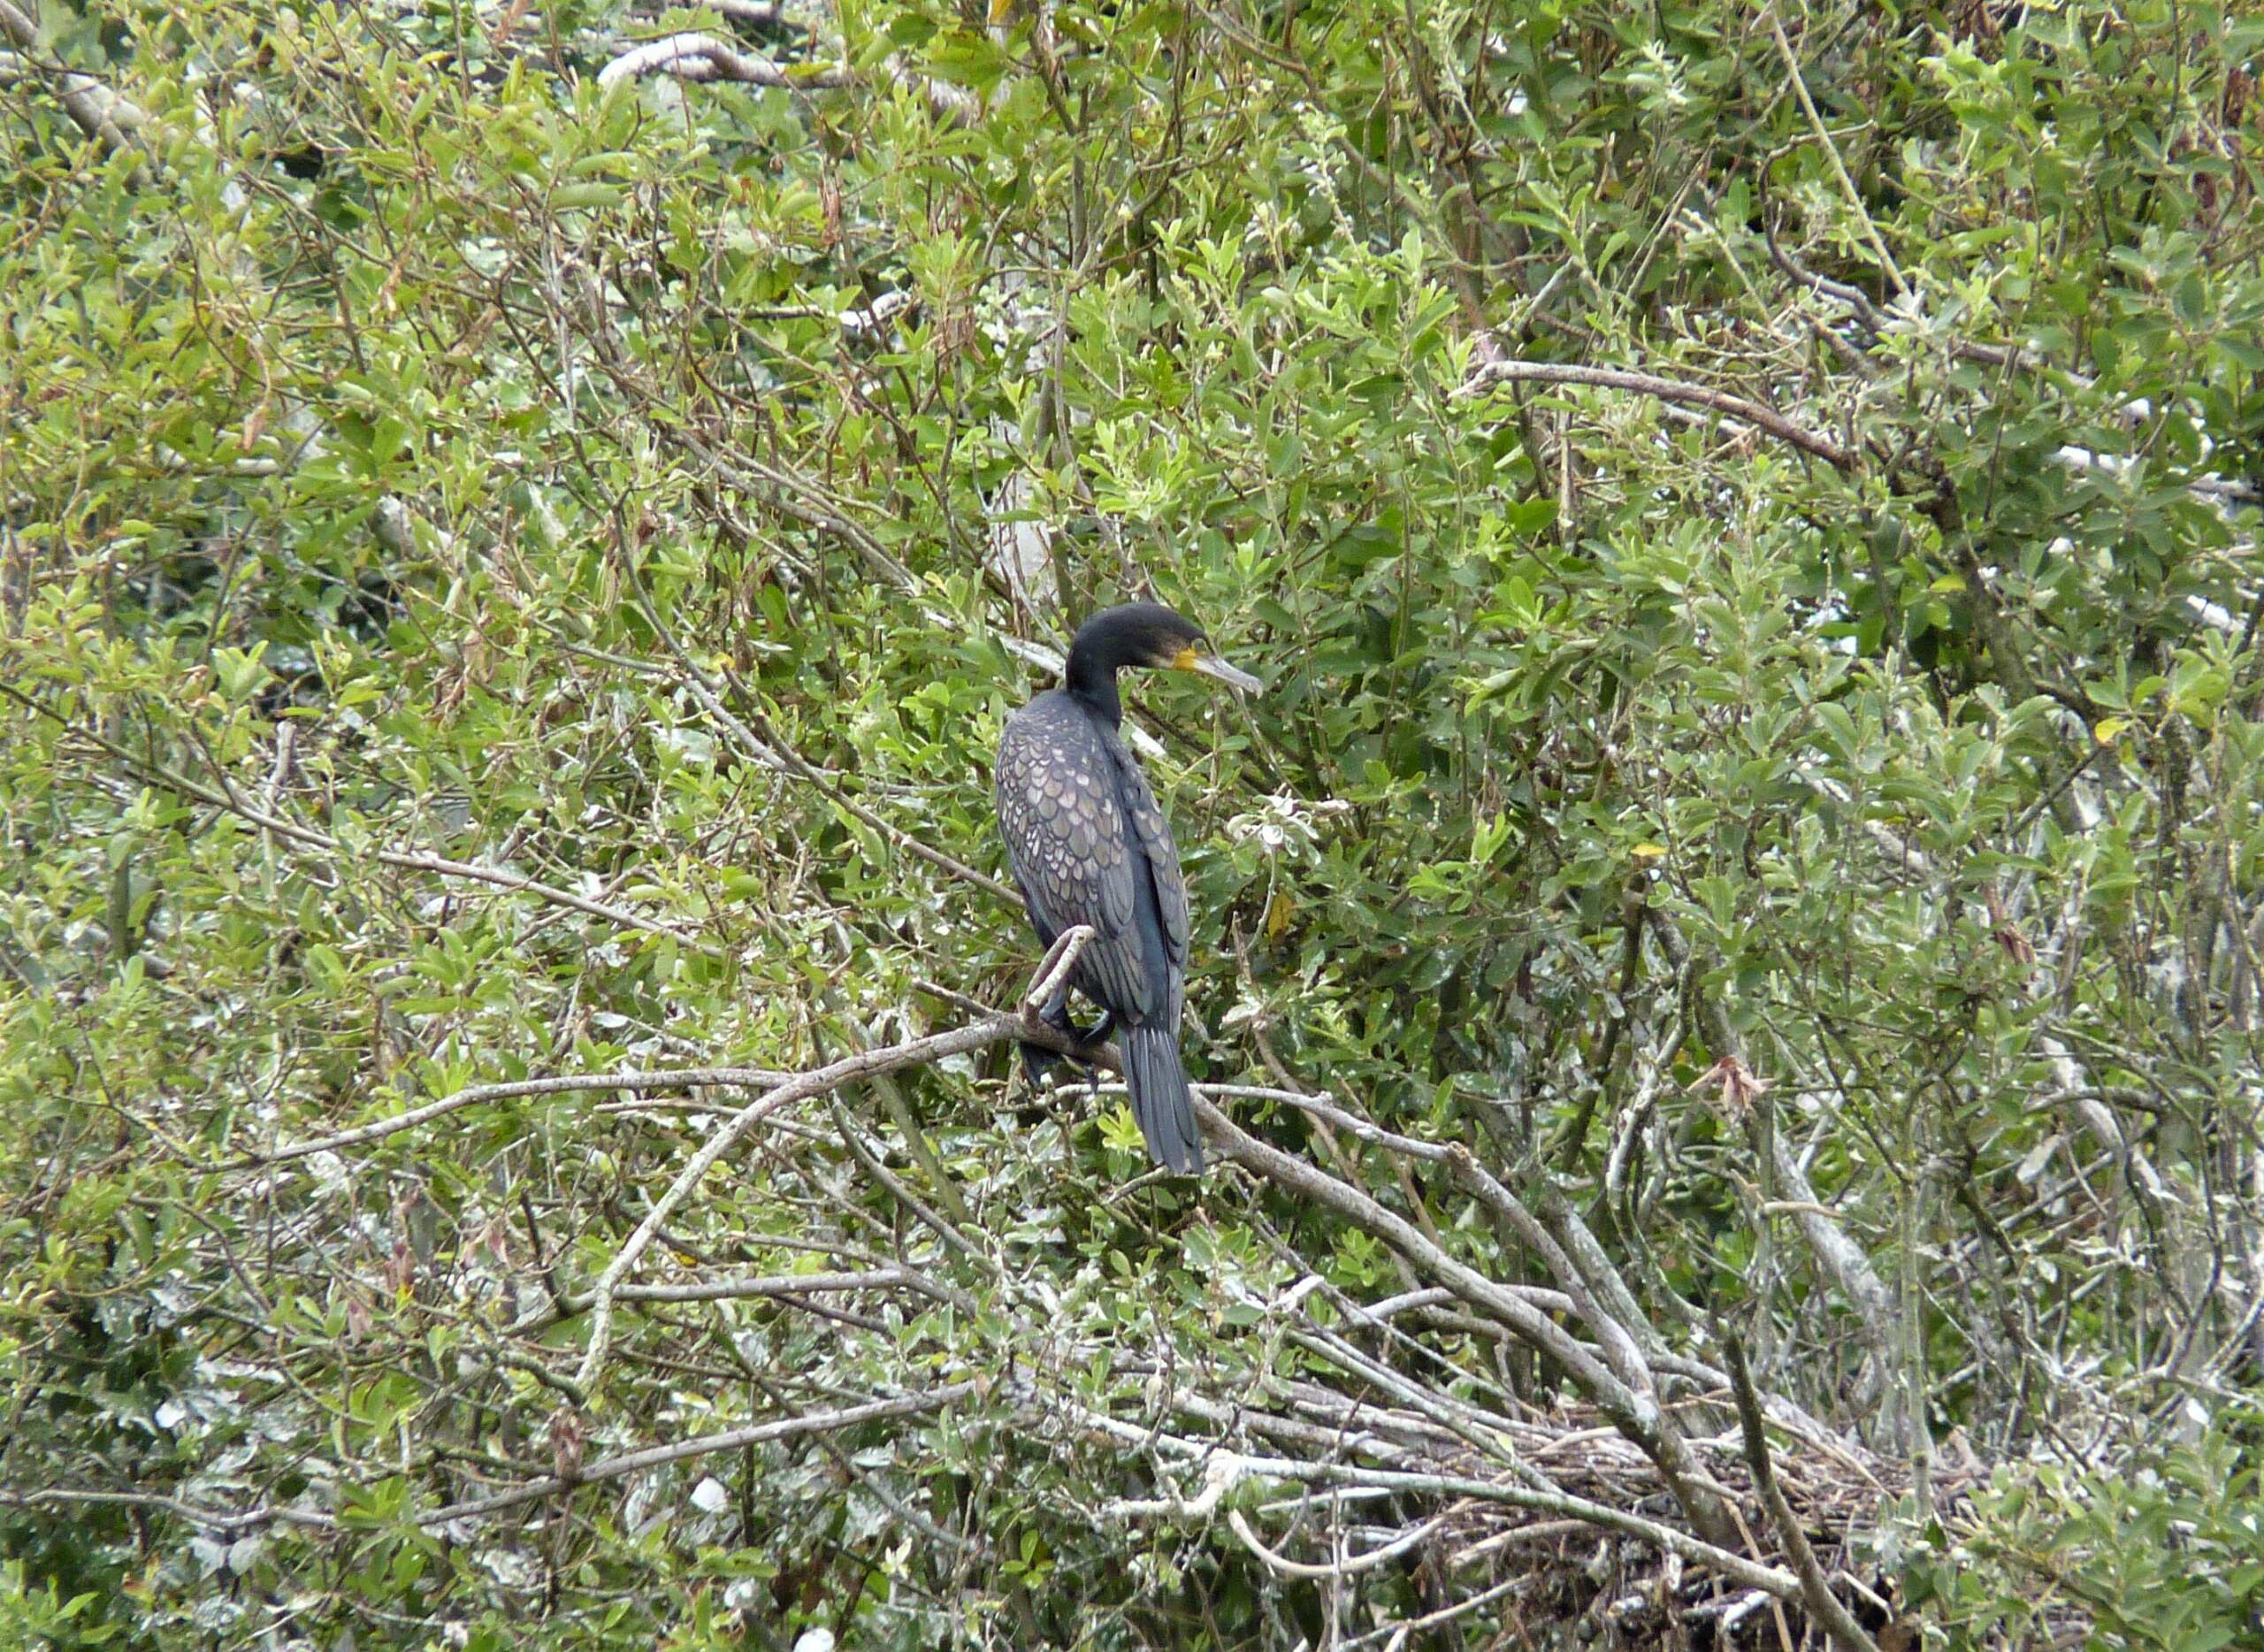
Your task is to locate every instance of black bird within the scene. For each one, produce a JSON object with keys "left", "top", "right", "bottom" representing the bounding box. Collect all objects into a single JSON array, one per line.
[{"left": 995, "top": 604, "right": 1260, "bottom": 1174}]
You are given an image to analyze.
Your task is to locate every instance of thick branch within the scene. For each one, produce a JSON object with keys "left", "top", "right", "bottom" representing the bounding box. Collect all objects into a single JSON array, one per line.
[
  {"left": 598, "top": 33, "right": 853, "bottom": 91},
  {"left": 1725, "top": 1333, "right": 1882, "bottom": 1652},
  {"left": 0, "top": 0, "right": 151, "bottom": 184}
]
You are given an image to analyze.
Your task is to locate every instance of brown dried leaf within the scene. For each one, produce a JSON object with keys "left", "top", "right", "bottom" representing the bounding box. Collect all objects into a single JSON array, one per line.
[
  {"left": 550, "top": 1405, "right": 587, "bottom": 1484},
  {"left": 1688, "top": 1054, "right": 1771, "bottom": 1113}
]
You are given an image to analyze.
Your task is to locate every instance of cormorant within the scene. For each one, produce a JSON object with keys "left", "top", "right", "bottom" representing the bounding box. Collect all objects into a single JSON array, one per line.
[{"left": 994, "top": 604, "right": 1261, "bottom": 1174}]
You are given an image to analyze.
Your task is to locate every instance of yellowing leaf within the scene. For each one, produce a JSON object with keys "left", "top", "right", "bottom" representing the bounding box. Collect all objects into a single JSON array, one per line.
[
  {"left": 1631, "top": 842, "right": 1668, "bottom": 861},
  {"left": 1265, "top": 889, "right": 1294, "bottom": 942},
  {"left": 2094, "top": 718, "right": 2130, "bottom": 744}
]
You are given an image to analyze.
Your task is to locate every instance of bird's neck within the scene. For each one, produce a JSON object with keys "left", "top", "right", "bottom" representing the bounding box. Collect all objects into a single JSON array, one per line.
[{"left": 1064, "top": 655, "right": 1124, "bottom": 727}]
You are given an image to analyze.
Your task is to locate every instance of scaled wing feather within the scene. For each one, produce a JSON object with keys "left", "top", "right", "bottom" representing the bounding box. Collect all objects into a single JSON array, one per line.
[{"left": 995, "top": 698, "right": 1155, "bottom": 1018}]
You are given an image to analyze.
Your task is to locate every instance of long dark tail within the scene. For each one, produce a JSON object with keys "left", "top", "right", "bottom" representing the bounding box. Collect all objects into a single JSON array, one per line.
[{"left": 1123, "top": 1024, "right": 1203, "bottom": 1174}]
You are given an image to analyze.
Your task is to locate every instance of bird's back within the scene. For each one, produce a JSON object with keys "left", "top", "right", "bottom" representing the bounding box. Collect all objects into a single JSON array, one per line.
[{"left": 996, "top": 689, "right": 1203, "bottom": 1169}]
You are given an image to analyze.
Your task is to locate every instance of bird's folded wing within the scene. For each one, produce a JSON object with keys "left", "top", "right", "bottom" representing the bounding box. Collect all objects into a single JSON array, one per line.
[{"left": 1110, "top": 737, "right": 1189, "bottom": 967}]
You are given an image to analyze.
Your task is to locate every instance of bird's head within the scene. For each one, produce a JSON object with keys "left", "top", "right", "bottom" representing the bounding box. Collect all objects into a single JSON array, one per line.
[{"left": 1067, "top": 602, "right": 1262, "bottom": 694}]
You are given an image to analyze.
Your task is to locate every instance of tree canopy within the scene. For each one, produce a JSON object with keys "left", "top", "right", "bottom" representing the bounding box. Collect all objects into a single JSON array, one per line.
[{"left": 4, "top": 0, "right": 2263, "bottom": 1646}]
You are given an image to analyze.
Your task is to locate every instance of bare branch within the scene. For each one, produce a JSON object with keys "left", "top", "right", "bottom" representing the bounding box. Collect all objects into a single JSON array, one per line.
[
  {"left": 1193, "top": 1097, "right": 1744, "bottom": 1550},
  {"left": 1461, "top": 359, "right": 1855, "bottom": 470},
  {"left": 598, "top": 32, "right": 847, "bottom": 90},
  {"left": 1226, "top": 1509, "right": 1445, "bottom": 1579},
  {"left": 698, "top": 0, "right": 798, "bottom": 21},
  {"left": 424, "top": 1384, "right": 976, "bottom": 1526},
  {"left": 7, "top": 685, "right": 723, "bottom": 957},
  {"left": 596, "top": 30, "right": 978, "bottom": 123},
  {"left": 1083, "top": 1420, "right": 1800, "bottom": 1600},
  {"left": 1725, "top": 1332, "right": 1882, "bottom": 1652}
]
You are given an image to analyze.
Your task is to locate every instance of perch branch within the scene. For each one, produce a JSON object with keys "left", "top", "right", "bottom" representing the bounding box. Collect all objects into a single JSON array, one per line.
[{"left": 570, "top": 937, "right": 1098, "bottom": 1388}]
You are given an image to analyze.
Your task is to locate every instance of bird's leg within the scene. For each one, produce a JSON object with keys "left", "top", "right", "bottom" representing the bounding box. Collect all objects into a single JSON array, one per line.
[
  {"left": 1018, "top": 983, "right": 1081, "bottom": 1088},
  {"left": 1059, "top": 1009, "right": 1116, "bottom": 1117},
  {"left": 1078, "top": 1018, "right": 1110, "bottom": 1113}
]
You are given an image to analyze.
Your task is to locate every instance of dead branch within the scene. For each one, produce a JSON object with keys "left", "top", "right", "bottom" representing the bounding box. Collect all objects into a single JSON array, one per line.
[
  {"left": 598, "top": 32, "right": 848, "bottom": 90},
  {"left": 1461, "top": 359, "right": 1855, "bottom": 470},
  {"left": 597, "top": 30, "right": 978, "bottom": 124},
  {"left": 1193, "top": 1096, "right": 1745, "bottom": 1550},
  {"left": 1226, "top": 1509, "right": 1445, "bottom": 1579},
  {"left": 1080, "top": 1419, "right": 1800, "bottom": 1600}
]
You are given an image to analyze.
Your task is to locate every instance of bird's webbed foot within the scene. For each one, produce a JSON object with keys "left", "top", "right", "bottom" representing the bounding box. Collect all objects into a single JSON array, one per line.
[
  {"left": 1018, "top": 995, "right": 1114, "bottom": 1090},
  {"left": 1018, "top": 1039, "right": 1065, "bottom": 1088}
]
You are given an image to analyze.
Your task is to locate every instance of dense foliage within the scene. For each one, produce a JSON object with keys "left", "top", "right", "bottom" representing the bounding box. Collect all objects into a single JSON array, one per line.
[{"left": 4, "top": 0, "right": 2263, "bottom": 1645}]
